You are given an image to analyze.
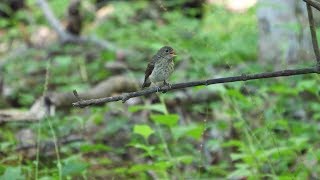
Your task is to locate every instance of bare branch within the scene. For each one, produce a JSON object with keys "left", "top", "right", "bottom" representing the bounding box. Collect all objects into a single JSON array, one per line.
[
  {"left": 36, "top": 0, "right": 71, "bottom": 41},
  {"left": 72, "top": 67, "right": 320, "bottom": 107},
  {"left": 36, "top": 0, "right": 117, "bottom": 51},
  {"left": 0, "top": 109, "right": 39, "bottom": 123},
  {"left": 304, "top": 0, "right": 320, "bottom": 12},
  {"left": 50, "top": 76, "right": 139, "bottom": 107},
  {"left": 0, "top": 97, "right": 53, "bottom": 123},
  {"left": 0, "top": 76, "right": 138, "bottom": 123},
  {"left": 305, "top": 0, "right": 320, "bottom": 67}
]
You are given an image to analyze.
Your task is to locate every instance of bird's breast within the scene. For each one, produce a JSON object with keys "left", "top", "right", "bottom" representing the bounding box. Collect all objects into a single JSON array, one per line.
[{"left": 149, "top": 59, "right": 174, "bottom": 83}]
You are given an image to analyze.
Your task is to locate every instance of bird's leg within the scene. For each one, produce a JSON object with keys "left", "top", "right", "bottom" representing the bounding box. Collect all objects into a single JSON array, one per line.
[
  {"left": 154, "top": 86, "right": 161, "bottom": 92},
  {"left": 161, "top": 80, "right": 171, "bottom": 94},
  {"left": 163, "top": 80, "right": 171, "bottom": 88}
]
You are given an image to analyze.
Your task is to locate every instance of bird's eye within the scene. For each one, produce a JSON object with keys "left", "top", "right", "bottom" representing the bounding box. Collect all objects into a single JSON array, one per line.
[{"left": 165, "top": 49, "right": 169, "bottom": 53}]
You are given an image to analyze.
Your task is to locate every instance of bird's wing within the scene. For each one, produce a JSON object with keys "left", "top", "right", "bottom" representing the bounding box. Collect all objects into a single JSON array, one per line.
[
  {"left": 142, "top": 56, "right": 157, "bottom": 88},
  {"left": 142, "top": 62, "right": 154, "bottom": 88}
]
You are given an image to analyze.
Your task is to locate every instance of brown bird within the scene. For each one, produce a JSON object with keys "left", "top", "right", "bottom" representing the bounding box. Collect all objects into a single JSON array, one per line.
[{"left": 142, "top": 46, "right": 176, "bottom": 88}]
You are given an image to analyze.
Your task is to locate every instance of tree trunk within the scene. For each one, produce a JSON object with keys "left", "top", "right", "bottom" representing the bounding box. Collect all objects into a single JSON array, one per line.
[{"left": 257, "top": 0, "right": 315, "bottom": 67}]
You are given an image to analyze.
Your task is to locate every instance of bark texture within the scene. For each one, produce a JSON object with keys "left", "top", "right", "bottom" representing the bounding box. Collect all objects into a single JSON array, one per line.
[{"left": 257, "top": 0, "right": 315, "bottom": 66}]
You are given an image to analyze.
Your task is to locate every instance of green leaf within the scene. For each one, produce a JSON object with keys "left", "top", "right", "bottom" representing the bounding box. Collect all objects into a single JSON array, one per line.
[
  {"left": 153, "top": 161, "right": 173, "bottom": 170},
  {"left": 0, "top": 166, "right": 24, "bottom": 180},
  {"left": 128, "top": 164, "right": 151, "bottom": 173},
  {"left": 54, "top": 56, "right": 72, "bottom": 67},
  {"left": 133, "top": 124, "right": 154, "bottom": 140},
  {"left": 80, "top": 144, "right": 111, "bottom": 153},
  {"left": 171, "top": 124, "right": 203, "bottom": 140},
  {"left": 230, "top": 153, "right": 246, "bottom": 161},
  {"left": 61, "top": 160, "right": 88, "bottom": 177},
  {"left": 128, "top": 105, "right": 144, "bottom": 113},
  {"left": 101, "top": 51, "right": 116, "bottom": 61},
  {"left": 174, "top": 155, "right": 194, "bottom": 164},
  {"left": 297, "top": 79, "right": 318, "bottom": 94},
  {"left": 186, "top": 125, "right": 204, "bottom": 140},
  {"left": 259, "top": 147, "right": 292, "bottom": 159},
  {"left": 223, "top": 140, "right": 244, "bottom": 148},
  {"left": 150, "top": 114, "right": 179, "bottom": 127},
  {"left": 172, "top": 126, "right": 194, "bottom": 140},
  {"left": 128, "top": 143, "right": 155, "bottom": 152}
]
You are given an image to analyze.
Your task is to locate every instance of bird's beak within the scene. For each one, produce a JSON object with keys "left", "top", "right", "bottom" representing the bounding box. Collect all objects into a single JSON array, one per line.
[{"left": 171, "top": 51, "right": 177, "bottom": 57}]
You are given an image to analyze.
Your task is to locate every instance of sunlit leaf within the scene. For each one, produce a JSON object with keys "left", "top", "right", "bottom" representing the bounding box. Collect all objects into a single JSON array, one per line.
[
  {"left": 174, "top": 155, "right": 193, "bottom": 164},
  {"left": 133, "top": 124, "right": 154, "bottom": 140},
  {"left": 186, "top": 125, "right": 204, "bottom": 140},
  {"left": 153, "top": 161, "right": 173, "bottom": 170},
  {"left": 54, "top": 56, "right": 72, "bottom": 67},
  {"left": 223, "top": 140, "right": 244, "bottom": 148},
  {"left": 150, "top": 114, "right": 179, "bottom": 127},
  {"left": 80, "top": 144, "right": 111, "bottom": 153},
  {"left": 127, "top": 143, "right": 156, "bottom": 157}
]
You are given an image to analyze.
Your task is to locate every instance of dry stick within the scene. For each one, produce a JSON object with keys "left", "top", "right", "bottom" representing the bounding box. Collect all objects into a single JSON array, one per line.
[
  {"left": 36, "top": 0, "right": 117, "bottom": 51},
  {"left": 306, "top": 1, "right": 320, "bottom": 67},
  {"left": 72, "top": 67, "right": 320, "bottom": 107},
  {"left": 304, "top": 0, "right": 320, "bottom": 12}
]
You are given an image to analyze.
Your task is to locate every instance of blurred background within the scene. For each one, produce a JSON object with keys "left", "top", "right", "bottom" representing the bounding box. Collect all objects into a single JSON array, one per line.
[{"left": 0, "top": 0, "right": 319, "bottom": 179}]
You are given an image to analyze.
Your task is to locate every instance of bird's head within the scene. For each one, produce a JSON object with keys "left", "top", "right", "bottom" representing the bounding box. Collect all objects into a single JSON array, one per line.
[{"left": 157, "top": 46, "right": 176, "bottom": 60}]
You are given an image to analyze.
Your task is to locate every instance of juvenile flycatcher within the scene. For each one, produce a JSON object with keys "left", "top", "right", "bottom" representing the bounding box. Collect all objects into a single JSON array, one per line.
[{"left": 142, "top": 46, "right": 176, "bottom": 88}]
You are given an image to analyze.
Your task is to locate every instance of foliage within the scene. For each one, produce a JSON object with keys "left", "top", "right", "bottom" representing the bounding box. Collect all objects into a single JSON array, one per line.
[{"left": 0, "top": 0, "right": 319, "bottom": 179}]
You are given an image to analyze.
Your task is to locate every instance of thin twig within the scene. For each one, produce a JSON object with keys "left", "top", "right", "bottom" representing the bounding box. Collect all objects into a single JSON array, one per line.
[
  {"left": 72, "top": 67, "right": 320, "bottom": 107},
  {"left": 304, "top": 0, "right": 320, "bottom": 12},
  {"left": 36, "top": 0, "right": 117, "bottom": 51},
  {"left": 305, "top": 1, "right": 320, "bottom": 67}
]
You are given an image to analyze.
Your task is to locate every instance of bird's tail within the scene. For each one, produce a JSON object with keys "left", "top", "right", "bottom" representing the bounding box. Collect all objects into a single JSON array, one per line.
[{"left": 142, "top": 78, "right": 151, "bottom": 88}]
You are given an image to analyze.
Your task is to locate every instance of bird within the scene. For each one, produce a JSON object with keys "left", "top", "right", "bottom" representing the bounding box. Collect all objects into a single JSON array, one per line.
[{"left": 142, "top": 46, "right": 176, "bottom": 89}]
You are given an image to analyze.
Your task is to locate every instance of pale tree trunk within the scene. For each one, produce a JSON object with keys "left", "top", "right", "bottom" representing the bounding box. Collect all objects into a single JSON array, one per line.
[{"left": 257, "top": 0, "right": 315, "bottom": 67}]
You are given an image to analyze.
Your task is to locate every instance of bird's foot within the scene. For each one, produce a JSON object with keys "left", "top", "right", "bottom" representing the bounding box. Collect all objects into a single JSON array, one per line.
[
  {"left": 163, "top": 81, "right": 171, "bottom": 88},
  {"left": 161, "top": 81, "right": 171, "bottom": 94},
  {"left": 122, "top": 93, "right": 130, "bottom": 103},
  {"left": 153, "top": 82, "right": 171, "bottom": 93},
  {"left": 154, "top": 86, "right": 161, "bottom": 93}
]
